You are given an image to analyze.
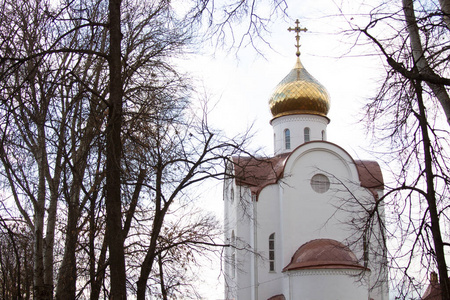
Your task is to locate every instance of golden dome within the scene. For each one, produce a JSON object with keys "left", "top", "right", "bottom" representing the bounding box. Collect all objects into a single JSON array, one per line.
[{"left": 269, "top": 57, "right": 330, "bottom": 119}]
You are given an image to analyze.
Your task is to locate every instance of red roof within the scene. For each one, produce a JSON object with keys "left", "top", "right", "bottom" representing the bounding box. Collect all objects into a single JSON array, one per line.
[
  {"left": 267, "top": 294, "right": 285, "bottom": 300},
  {"left": 232, "top": 154, "right": 287, "bottom": 196},
  {"left": 422, "top": 272, "right": 442, "bottom": 300},
  {"left": 232, "top": 144, "right": 384, "bottom": 199},
  {"left": 354, "top": 160, "right": 384, "bottom": 189},
  {"left": 283, "top": 239, "right": 366, "bottom": 272},
  {"left": 422, "top": 282, "right": 442, "bottom": 300}
]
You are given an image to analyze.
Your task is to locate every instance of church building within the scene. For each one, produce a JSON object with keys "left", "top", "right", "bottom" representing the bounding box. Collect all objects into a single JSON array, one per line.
[{"left": 223, "top": 21, "right": 389, "bottom": 300}]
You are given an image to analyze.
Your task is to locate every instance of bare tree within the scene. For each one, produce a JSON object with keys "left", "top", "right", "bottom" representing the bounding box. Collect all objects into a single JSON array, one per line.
[
  {"left": 337, "top": 0, "right": 450, "bottom": 298},
  {"left": 0, "top": 215, "right": 33, "bottom": 300},
  {"left": 0, "top": 0, "right": 287, "bottom": 298}
]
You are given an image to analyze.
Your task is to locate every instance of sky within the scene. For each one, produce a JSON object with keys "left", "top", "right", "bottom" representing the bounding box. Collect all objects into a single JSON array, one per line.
[
  {"left": 180, "top": 1, "right": 388, "bottom": 298},
  {"left": 183, "top": 0, "right": 385, "bottom": 158}
]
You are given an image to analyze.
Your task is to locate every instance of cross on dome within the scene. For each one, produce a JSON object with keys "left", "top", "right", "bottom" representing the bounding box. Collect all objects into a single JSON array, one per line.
[
  {"left": 269, "top": 21, "right": 330, "bottom": 121},
  {"left": 288, "top": 19, "right": 307, "bottom": 57}
]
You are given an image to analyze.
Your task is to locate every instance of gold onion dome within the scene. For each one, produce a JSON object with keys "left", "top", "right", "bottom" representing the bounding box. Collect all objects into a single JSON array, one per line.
[{"left": 269, "top": 57, "right": 330, "bottom": 119}]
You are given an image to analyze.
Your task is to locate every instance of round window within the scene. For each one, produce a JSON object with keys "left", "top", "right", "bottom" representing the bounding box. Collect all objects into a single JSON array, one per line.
[{"left": 310, "top": 174, "right": 330, "bottom": 194}]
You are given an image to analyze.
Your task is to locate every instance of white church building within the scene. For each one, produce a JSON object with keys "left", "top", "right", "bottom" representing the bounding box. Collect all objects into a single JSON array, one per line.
[{"left": 223, "top": 22, "right": 388, "bottom": 300}]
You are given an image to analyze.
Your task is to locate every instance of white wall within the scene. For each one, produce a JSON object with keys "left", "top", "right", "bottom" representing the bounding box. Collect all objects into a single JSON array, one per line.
[
  {"left": 271, "top": 114, "right": 329, "bottom": 155},
  {"left": 280, "top": 142, "right": 360, "bottom": 267},
  {"left": 225, "top": 141, "right": 388, "bottom": 300},
  {"left": 255, "top": 184, "right": 284, "bottom": 300},
  {"left": 288, "top": 269, "right": 369, "bottom": 300}
]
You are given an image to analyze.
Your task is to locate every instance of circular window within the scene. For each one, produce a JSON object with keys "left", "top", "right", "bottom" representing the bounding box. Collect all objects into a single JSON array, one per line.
[{"left": 310, "top": 174, "right": 330, "bottom": 194}]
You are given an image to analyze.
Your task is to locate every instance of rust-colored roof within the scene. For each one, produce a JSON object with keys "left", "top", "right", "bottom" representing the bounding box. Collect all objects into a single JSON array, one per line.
[
  {"left": 267, "top": 294, "right": 285, "bottom": 300},
  {"left": 232, "top": 154, "right": 288, "bottom": 196},
  {"left": 422, "top": 272, "right": 442, "bottom": 300},
  {"left": 283, "top": 239, "right": 366, "bottom": 272},
  {"left": 354, "top": 160, "right": 384, "bottom": 189},
  {"left": 232, "top": 151, "right": 384, "bottom": 199},
  {"left": 422, "top": 282, "right": 442, "bottom": 300},
  {"left": 354, "top": 160, "right": 384, "bottom": 199}
]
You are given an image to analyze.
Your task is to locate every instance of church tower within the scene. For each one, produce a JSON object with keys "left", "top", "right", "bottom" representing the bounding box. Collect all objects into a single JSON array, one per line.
[
  {"left": 269, "top": 22, "right": 330, "bottom": 154},
  {"left": 223, "top": 20, "right": 388, "bottom": 300}
]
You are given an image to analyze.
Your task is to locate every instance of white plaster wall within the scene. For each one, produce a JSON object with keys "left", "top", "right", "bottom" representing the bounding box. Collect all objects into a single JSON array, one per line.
[
  {"left": 234, "top": 186, "right": 253, "bottom": 300},
  {"left": 367, "top": 188, "right": 389, "bottom": 300},
  {"left": 287, "top": 269, "right": 369, "bottom": 300},
  {"left": 224, "top": 142, "right": 388, "bottom": 300},
  {"left": 280, "top": 142, "right": 362, "bottom": 268},
  {"left": 223, "top": 174, "right": 254, "bottom": 300},
  {"left": 254, "top": 184, "right": 284, "bottom": 300},
  {"left": 271, "top": 114, "right": 329, "bottom": 155},
  {"left": 223, "top": 176, "right": 237, "bottom": 299}
]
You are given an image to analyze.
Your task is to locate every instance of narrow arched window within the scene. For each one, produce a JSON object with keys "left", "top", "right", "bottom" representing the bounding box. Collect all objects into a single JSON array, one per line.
[
  {"left": 304, "top": 127, "right": 310, "bottom": 142},
  {"left": 363, "top": 235, "right": 369, "bottom": 266},
  {"left": 230, "top": 186, "right": 234, "bottom": 203},
  {"left": 284, "top": 129, "right": 290, "bottom": 149},
  {"left": 322, "top": 130, "right": 326, "bottom": 141},
  {"left": 269, "top": 233, "right": 275, "bottom": 271},
  {"left": 231, "top": 231, "right": 236, "bottom": 278}
]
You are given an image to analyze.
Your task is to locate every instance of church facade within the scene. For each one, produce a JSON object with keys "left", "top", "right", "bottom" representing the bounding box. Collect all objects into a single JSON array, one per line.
[{"left": 223, "top": 23, "right": 388, "bottom": 300}]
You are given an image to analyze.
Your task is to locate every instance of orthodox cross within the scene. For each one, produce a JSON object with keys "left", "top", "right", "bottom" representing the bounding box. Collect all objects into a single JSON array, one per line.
[{"left": 288, "top": 19, "right": 307, "bottom": 57}]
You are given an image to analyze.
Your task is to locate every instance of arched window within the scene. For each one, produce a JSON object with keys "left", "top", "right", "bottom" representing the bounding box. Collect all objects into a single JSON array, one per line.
[
  {"left": 230, "top": 186, "right": 234, "bottom": 203},
  {"left": 363, "top": 235, "right": 369, "bottom": 266},
  {"left": 269, "top": 233, "right": 275, "bottom": 271},
  {"left": 231, "top": 231, "right": 236, "bottom": 278},
  {"left": 304, "top": 127, "right": 310, "bottom": 142},
  {"left": 322, "top": 130, "right": 326, "bottom": 141},
  {"left": 284, "top": 129, "right": 290, "bottom": 149}
]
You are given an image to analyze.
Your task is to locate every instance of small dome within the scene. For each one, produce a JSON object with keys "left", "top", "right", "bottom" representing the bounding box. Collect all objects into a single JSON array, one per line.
[
  {"left": 283, "top": 239, "right": 365, "bottom": 272},
  {"left": 269, "top": 57, "right": 330, "bottom": 120}
]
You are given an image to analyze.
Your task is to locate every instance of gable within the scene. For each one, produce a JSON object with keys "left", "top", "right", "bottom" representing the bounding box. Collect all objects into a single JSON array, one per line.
[{"left": 231, "top": 142, "right": 383, "bottom": 199}]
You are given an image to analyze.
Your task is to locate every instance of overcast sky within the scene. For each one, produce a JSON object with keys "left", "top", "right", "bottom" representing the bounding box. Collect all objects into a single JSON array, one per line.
[
  {"left": 182, "top": 1, "right": 387, "bottom": 298},
  {"left": 181, "top": 0, "right": 387, "bottom": 164}
]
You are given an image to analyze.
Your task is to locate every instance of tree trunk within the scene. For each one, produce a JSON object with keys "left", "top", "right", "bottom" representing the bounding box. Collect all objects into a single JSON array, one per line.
[
  {"left": 136, "top": 160, "right": 165, "bottom": 300},
  {"left": 158, "top": 253, "right": 167, "bottom": 300},
  {"left": 438, "top": 0, "right": 450, "bottom": 30},
  {"left": 89, "top": 149, "right": 105, "bottom": 300},
  {"left": 55, "top": 196, "right": 79, "bottom": 299},
  {"left": 43, "top": 178, "right": 61, "bottom": 297},
  {"left": 413, "top": 78, "right": 450, "bottom": 300},
  {"left": 89, "top": 186, "right": 99, "bottom": 300},
  {"left": 403, "top": 0, "right": 450, "bottom": 124},
  {"left": 34, "top": 124, "right": 52, "bottom": 300},
  {"left": 43, "top": 192, "right": 58, "bottom": 293},
  {"left": 106, "top": 0, "right": 126, "bottom": 298},
  {"left": 91, "top": 237, "right": 108, "bottom": 300}
]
